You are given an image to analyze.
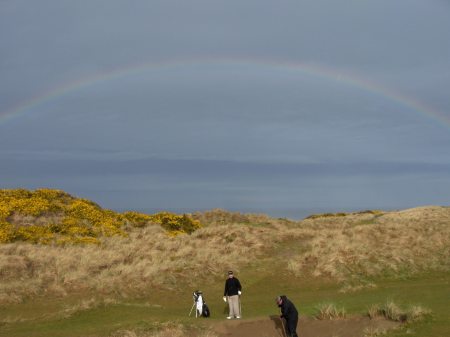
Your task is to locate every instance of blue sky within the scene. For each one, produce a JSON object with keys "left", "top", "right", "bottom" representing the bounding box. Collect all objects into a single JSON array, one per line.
[{"left": 1, "top": 0, "right": 450, "bottom": 218}]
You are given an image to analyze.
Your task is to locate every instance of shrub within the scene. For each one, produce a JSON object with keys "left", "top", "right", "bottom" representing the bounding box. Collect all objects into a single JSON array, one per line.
[
  {"left": 0, "top": 221, "right": 14, "bottom": 243},
  {"left": 0, "top": 189, "right": 203, "bottom": 245},
  {"left": 122, "top": 211, "right": 152, "bottom": 227},
  {"left": 150, "top": 212, "right": 201, "bottom": 235},
  {"left": 15, "top": 225, "right": 54, "bottom": 244},
  {"left": 0, "top": 204, "right": 11, "bottom": 220}
]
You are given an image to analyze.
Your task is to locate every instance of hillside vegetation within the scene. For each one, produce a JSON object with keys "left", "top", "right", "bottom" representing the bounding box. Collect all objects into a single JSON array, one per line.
[
  {"left": 0, "top": 189, "right": 201, "bottom": 245},
  {"left": 0, "top": 189, "right": 449, "bottom": 307},
  {"left": 286, "top": 207, "right": 450, "bottom": 291}
]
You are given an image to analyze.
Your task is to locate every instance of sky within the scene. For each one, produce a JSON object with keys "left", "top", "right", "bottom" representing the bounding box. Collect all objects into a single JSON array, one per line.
[{"left": 1, "top": 0, "right": 450, "bottom": 219}]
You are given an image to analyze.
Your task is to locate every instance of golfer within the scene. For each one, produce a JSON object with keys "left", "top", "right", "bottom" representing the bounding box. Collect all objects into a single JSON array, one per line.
[
  {"left": 223, "top": 270, "right": 242, "bottom": 319},
  {"left": 276, "top": 295, "right": 299, "bottom": 337}
]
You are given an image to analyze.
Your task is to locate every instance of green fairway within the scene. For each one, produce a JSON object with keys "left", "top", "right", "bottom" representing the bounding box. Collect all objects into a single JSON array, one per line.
[{"left": 1, "top": 270, "right": 448, "bottom": 337}]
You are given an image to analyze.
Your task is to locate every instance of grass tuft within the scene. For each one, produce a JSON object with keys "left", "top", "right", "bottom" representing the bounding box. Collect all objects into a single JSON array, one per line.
[
  {"left": 367, "top": 301, "right": 432, "bottom": 323},
  {"left": 363, "top": 327, "right": 387, "bottom": 337},
  {"left": 314, "top": 302, "right": 346, "bottom": 320}
]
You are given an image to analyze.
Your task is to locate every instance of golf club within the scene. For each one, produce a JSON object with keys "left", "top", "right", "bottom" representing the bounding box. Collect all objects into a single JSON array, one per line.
[
  {"left": 279, "top": 308, "right": 286, "bottom": 337},
  {"left": 239, "top": 294, "right": 242, "bottom": 317}
]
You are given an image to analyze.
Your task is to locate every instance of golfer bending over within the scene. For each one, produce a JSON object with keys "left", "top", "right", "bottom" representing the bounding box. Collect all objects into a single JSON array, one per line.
[
  {"left": 276, "top": 295, "right": 299, "bottom": 337},
  {"left": 223, "top": 270, "right": 242, "bottom": 319}
]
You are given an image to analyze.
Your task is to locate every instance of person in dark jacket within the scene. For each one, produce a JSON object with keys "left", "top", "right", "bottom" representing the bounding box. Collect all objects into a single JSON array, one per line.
[
  {"left": 223, "top": 270, "right": 242, "bottom": 319},
  {"left": 276, "top": 295, "right": 299, "bottom": 337}
]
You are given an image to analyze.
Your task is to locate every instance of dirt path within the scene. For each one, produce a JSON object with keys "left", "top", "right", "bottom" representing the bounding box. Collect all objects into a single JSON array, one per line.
[{"left": 212, "top": 316, "right": 400, "bottom": 337}]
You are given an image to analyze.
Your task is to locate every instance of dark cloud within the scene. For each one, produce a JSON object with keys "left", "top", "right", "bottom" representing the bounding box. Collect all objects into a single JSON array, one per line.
[{"left": 1, "top": 0, "right": 450, "bottom": 216}]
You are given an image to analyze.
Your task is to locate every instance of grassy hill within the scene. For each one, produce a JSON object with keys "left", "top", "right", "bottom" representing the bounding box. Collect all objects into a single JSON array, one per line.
[
  {"left": 0, "top": 189, "right": 449, "bottom": 337},
  {"left": 0, "top": 188, "right": 201, "bottom": 245}
]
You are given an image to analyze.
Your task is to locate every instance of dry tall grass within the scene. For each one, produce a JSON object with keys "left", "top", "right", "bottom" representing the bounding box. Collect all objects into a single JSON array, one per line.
[
  {"left": 367, "top": 300, "right": 432, "bottom": 322},
  {"left": 0, "top": 220, "right": 274, "bottom": 303},
  {"left": 363, "top": 327, "right": 388, "bottom": 337},
  {"left": 286, "top": 206, "right": 450, "bottom": 287},
  {"left": 0, "top": 203, "right": 449, "bottom": 303},
  {"left": 314, "top": 302, "right": 346, "bottom": 319}
]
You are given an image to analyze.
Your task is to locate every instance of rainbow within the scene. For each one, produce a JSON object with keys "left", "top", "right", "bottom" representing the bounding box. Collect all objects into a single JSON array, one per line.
[{"left": 1, "top": 57, "right": 449, "bottom": 129}]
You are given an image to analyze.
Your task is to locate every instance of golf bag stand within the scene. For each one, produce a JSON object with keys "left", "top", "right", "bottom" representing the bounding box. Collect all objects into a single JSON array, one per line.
[
  {"left": 189, "top": 290, "right": 210, "bottom": 318},
  {"left": 189, "top": 301, "right": 196, "bottom": 317},
  {"left": 189, "top": 290, "right": 201, "bottom": 317}
]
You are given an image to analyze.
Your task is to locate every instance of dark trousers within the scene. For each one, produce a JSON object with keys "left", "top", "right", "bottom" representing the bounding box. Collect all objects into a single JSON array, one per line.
[{"left": 285, "top": 316, "right": 298, "bottom": 337}]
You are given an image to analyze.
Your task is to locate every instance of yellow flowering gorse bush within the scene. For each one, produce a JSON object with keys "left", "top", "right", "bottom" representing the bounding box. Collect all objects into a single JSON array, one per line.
[
  {"left": 148, "top": 212, "right": 201, "bottom": 234},
  {"left": 122, "top": 211, "right": 152, "bottom": 227},
  {"left": 0, "top": 221, "right": 14, "bottom": 242},
  {"left": 0, "top": 189, "right": 202, "bottom": 244}
]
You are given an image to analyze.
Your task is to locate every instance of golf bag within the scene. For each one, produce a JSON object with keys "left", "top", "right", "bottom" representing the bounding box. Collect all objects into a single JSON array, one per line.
[{"left": 191, "top": 290, "right": 210, "bottom": 318}]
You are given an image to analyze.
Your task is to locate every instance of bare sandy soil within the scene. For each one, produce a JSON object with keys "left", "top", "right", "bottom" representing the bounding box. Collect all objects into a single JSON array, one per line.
[{"left": 212, "top": 316, "right": 400, "bottom": 337}]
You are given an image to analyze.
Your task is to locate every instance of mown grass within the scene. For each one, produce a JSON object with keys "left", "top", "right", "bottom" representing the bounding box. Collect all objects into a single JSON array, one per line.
[{"left": 0, "top": 271, "right": 448, "bottom": 337}]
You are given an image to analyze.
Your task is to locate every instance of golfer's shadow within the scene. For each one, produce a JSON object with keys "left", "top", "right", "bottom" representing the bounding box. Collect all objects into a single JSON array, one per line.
[{"left": 269, "top": 315, "right": 285, "bottom": 337}]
